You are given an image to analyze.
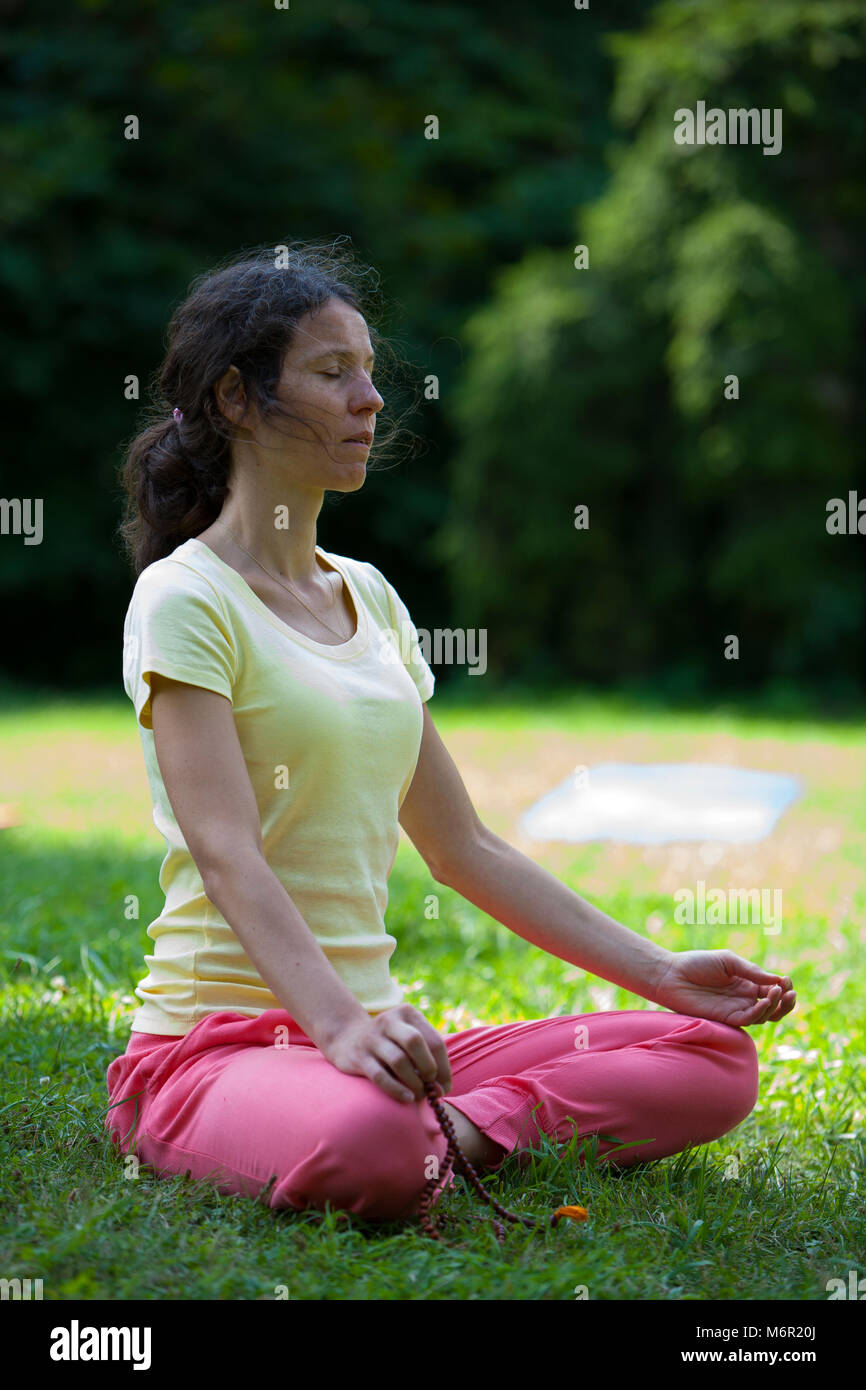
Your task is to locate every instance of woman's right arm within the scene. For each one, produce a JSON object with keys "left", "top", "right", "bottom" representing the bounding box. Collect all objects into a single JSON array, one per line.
[{"left": 148, "top": 674, "right": 451, "bottom": 1102}]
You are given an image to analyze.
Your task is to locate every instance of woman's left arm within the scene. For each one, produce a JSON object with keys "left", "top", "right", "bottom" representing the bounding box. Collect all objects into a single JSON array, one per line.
[{"left": 399, "top": 706, "right": 796, "bottom": 1028}]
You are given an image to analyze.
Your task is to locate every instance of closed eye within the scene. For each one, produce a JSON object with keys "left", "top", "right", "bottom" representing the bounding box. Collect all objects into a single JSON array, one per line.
[{"left": 320, "top": 367, "right": 378, "bottom": 386}]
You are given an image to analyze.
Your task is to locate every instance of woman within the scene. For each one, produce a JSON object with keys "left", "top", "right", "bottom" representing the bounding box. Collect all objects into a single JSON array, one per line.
[{"left": 107, "top": 241, "right": 796, "bottom": 1223}]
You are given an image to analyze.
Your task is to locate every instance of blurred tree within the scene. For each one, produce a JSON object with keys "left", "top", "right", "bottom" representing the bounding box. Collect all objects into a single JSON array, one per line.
[{"left": 436, "top": 0, "right": 866, "bottom": 700}]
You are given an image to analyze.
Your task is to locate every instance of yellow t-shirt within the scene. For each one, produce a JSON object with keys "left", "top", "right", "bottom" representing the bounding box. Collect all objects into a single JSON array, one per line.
[{"left": 122, "top": 536, "right": 436, "bottom": 1036}]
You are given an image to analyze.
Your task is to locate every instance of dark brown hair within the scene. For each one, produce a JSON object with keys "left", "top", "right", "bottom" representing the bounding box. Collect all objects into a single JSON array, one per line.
[{"left": 116, "top": 237, "right": 408, "bottom": 576}]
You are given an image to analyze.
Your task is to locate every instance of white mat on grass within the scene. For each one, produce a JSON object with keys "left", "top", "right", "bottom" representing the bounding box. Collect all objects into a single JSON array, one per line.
[{"left": 519, "top": 763, "right": 801, "bottom": 844}]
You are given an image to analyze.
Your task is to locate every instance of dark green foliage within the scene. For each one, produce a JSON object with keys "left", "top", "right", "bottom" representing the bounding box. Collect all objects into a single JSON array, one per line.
[
  {"left": 436, "top": 1, "right": 866, "bottom": 698},
  {"left": 1, "top": 1, "right": 863, "bottom": 698}
]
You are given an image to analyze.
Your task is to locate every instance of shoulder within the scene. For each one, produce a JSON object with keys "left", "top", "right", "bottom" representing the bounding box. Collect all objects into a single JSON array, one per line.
[
  {"left": 128, "top": 544, "right": 228, "bottom": 617},
  {"left": 124, "top": 549, "right": 237, "bottom": 663}
]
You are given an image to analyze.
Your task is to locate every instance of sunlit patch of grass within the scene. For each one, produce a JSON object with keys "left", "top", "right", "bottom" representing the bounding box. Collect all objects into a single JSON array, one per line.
[{"left": 0, "top": 690, "right": 863, "bottom": 1298}]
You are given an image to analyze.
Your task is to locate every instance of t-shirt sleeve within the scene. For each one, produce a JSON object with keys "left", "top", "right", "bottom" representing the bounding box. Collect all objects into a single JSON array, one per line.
[
  {"left": 122, "top": 560, "right": 237, "bottom": 730},
  {"left": 365, "top": 563, "right": 435, "bottom": 703}
]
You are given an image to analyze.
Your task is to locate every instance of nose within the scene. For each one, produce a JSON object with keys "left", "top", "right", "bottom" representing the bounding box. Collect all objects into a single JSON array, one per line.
[{"left": 354, "top": 375, "right": 384, "bottom": 414}]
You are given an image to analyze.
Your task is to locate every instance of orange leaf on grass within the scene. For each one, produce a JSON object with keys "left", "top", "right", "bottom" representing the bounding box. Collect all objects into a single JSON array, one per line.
[{"left": 552, "top": 1204, "right": 589, "bottom": 1224}]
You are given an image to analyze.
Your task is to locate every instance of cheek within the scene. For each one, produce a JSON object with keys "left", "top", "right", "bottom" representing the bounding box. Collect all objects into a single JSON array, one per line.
[
  {"left": 278, "top": 376, "right": 339, "bottom": 424},
  {"left": 305, "top": 378, "right": 344, "bottom": 411}
]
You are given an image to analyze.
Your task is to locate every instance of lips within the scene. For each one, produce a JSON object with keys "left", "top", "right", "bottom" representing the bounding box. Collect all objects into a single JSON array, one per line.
[{"left": 343, "top": 431, "right": 373, "bottom": 445}]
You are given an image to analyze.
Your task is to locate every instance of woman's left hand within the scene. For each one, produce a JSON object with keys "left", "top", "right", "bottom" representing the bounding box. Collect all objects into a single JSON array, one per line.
[{"left": 650, "top": 950, "right": 796, "bottom": 1027}]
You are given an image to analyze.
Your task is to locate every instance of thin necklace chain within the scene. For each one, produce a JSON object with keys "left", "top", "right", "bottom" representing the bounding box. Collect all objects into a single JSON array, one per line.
[{"left": 212, "top": 521, "right": 353, "bottom": 642}]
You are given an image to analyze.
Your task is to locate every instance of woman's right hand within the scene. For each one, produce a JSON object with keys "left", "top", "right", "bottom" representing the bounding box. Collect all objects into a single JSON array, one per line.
[{"left": 321, "top": 1003, "right": 453, "bottom": 1104}]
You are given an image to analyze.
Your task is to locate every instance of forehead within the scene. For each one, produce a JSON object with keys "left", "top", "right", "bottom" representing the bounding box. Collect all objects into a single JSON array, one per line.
[{"left": 293, "top": 298, "right": 372, "bottom": 359}]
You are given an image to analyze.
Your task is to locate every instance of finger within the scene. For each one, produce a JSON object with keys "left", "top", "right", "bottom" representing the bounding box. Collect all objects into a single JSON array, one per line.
[
  {"left": 388, "top": 1022, "right": 440, "bottom": 1084},
  {"left": 359, "top": 1054, "right": 417, "bottom": 1104},
  {"left": 761, "top": 985, "right": 785, "bottom": 1020},
  {"left": 767, "top": 990, "right": 797, "bottom": 1021},
  {"left": 746, "top": 985, "right": 782, "bottom": 1024},
  {"left": 764, "top": 985, "right": 793, "bottom": 1013},
  {"left": 383, "top": 1019, "right": 451, "bottom": 1094},
  {"left": 374, "top": 1039, "right": 428, "bottom": 1099},
  {"left": 430, "top": 1038, "right": 453, "bottom": 1093},
  {"left": 412, "top": 1020, "right": 453, "bottom": 1093},
  {"left": 766, "top": 977, "right": 795, "bottom": 1007}
]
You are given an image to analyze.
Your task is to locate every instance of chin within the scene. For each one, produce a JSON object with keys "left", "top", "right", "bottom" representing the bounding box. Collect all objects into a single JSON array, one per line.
[{"left": 333, "top": 464, "right": 367, "bottom": 491}]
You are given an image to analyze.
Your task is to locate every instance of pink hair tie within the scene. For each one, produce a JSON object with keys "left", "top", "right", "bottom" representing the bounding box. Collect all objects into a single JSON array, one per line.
[{"left": 172, "top": 407, "right": 183, "bottom": 423}]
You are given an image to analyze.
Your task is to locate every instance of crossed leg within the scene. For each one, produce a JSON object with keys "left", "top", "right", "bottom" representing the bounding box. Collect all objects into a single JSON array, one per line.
[{"left": 105, "top": 1006, "right": 759, "bottom": 1221}]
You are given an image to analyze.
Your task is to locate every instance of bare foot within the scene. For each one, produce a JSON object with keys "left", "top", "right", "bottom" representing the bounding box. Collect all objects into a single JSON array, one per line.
[{"left": 440, "top": 1102, "right": 506, "bottom": 1169}]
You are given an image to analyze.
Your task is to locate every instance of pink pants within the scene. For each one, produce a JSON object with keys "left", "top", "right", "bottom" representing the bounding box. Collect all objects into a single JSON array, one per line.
[{"left": 104, "top": 1007, "right": 758, "bottom": 1221}]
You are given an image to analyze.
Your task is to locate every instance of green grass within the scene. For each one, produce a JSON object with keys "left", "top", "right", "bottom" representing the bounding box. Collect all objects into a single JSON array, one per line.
[{"left": 0, "top": 687, "right": 864, "bottom": 1300}]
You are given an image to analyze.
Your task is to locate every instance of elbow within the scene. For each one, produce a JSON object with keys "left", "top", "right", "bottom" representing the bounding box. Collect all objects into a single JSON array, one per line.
[
  {"left": 428, "top": 858, "right": 453, "bottom": 888},
  {"left": 201, "top": 844, "right": 267, "bottom": 903},
  {"left": 201, "top": 863, "right": 227, "bottom": 905},
  {"left": 428, "top": 822, "right": 493, "bottom": 890}
]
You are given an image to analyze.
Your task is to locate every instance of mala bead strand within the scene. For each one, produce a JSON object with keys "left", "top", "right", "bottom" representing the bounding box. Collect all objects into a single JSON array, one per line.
[
  {"left": 418, "top": 1116, "right": 458, "bottom": 1239},
  {"left": 418, "top": 1079, "right": 580, "bottom": 1244}
]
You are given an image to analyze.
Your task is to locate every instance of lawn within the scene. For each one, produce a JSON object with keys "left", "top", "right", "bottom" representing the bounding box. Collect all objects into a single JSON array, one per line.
[{"left": 0, "top": 686, "right": 863, "bottom": 1300}]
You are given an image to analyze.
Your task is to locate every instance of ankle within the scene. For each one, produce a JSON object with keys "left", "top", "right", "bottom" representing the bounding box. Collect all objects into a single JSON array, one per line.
[{"left": 441, "top": 1102, "right": 505, "bottom": 1169}]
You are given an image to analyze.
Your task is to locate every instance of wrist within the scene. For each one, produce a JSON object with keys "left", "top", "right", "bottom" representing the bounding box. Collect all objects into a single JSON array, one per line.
[
  {"left": 311, "top": 997, "right": 369, "bottom": 1053},
  {"left": 642, "top": 945, "right": 676, "bottom": 1000}
]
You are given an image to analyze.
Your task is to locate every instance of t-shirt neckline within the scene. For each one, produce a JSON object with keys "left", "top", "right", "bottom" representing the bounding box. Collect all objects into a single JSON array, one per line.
[{"left": 183, "top": 537, "right": 370, "bottom": 659}]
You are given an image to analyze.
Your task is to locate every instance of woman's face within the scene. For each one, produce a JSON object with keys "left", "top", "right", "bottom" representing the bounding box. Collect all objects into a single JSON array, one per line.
[{"left": 253, "top": 296, "right": 384, "bottom": 492}]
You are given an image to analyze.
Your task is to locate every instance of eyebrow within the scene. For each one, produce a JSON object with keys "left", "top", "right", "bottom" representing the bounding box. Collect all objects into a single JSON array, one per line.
[{"left": 306, "top": 345, "right": 376, "bottom": 366}]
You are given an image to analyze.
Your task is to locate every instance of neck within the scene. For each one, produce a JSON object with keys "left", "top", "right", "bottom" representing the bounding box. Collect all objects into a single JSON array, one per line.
[{"left": 215, "top": 477, "right": 326, "bottom": 584}]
